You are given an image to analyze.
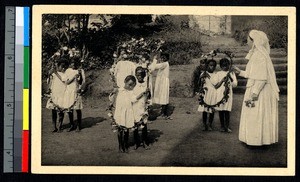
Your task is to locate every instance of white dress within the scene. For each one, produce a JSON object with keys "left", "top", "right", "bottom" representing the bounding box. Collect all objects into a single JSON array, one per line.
[
  {"left": 197, "top": 72, "right": 218, "bottom": 113},
  {"left": 238, "top": 50, "right": 279, "bottom": 146},
  {"left": 152, "top": 62, "right": 169, "bottom": 105},
  {"left": 114, "top": 60, "right": 136, "bottom": 88},
  {"left": 73, "top": 69, "right": 85, "bottom": 110},
  {"left": 114, "top": 88, "right": 138, "bottom": 128},
  {"left": 46, "top": 72, "right": 66, "bottom": 109},
  {"left": 132, "top": 81, "right": 147, "bottom": 122},
  {"left": 62, "top": 68, "right": 78, "bottom": 109},
  {"left": 215, "top": 71, "right": 237, "bottom": 111}
]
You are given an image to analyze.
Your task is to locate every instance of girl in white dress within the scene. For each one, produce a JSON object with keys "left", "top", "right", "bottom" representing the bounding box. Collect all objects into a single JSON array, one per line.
[
  {"left": 69, "top": 58, "right": 85, "bottom": 132},
  {"left": 61, "top": 60, "right": 79, "bottom": 132},
  {"left": 215, "top": 58, "right": 237, "bottom": 133},
  {"left": 132, "top": 66, "right": 151, "bottom": 150},
  {"left": 198, "top": 59, "right": 218, "bottom": 131},
  {"left": 46, "top": 59, "right": 68, "bottom": 132},
  {"left": 114, "top": 75, "right": 148, "bottom": 152},
  {"left": 114, "top": 53, "right": 136, "bottom": 88},
  {"left": 234, "top": 30, "right": 279, "bottom": 146},
  {"left": 152, "top": 53, "right": 171, "bottom": 119}
]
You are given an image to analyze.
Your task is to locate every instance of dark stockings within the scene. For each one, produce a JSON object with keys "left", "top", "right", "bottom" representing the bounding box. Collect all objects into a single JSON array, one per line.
[
  {"left": 161, "top": 104, "right": 168, "bottom": 116},
  {"left": 219, "top": 111, "right": 230, "bottom": 131},
  {"left": 76, "top": 110, "right": 82, "bottom": 130},
  {"left": 118, "top": 128, "right": 129, "bottom": 152},
  {"left": 202, "top": 112, "right": 214, "bottom": 130},
  {"left": 52, "top": 109, "right": 58, "bottom": 131},
  {"left": 134, "top": 124, "right": 148, "bottom": 148}
]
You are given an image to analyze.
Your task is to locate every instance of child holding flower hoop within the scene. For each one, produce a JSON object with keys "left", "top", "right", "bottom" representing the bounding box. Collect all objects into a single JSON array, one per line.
[
  {"left": 114, "top": 75, "right": 148, "bottom": 153},
  {"left": 198, "top": 59, "right": 218, "bottom": 131},
  {"left": 133, "top": 66, "right": 151, "bottom": 150},
  {"left": 46, "top": 59, "right": 68, "bottom": 132},
  {"left": 215, "top": 58, "right": 237, "bottom": 133}
]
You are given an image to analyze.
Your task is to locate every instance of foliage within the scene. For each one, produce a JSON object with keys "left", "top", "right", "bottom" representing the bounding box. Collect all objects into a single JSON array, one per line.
[{"left": 231, "top": 16, "right": 288, "bottom": 49}]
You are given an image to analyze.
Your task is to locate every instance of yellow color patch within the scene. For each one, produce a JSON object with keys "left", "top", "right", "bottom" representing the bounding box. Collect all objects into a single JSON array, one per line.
[{"left": 23, "top": 89, "right": 29, "bottom": 130}]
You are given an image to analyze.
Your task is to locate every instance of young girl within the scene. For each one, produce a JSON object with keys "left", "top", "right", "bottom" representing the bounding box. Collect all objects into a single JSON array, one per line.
[
  {"left": 114, "top": 75, "right": 147, "bottom": 152},
  {"left": 46, "top": 59, "right": 68, "bottom": 132},
  {"left": 198, "top": 59, "right": 218, "bottom": 131},
  {"left": 133, "top": 66, "right": 150, "bottom": 150},
  {"left": 152, "top": 53, "right": 171, "bottom": 120},
  {"left": 216, "top": 58, "right": 237, "bottom": 133},
  {"left": 70, "top": 58, "right": 85, "bottom": 132},
  {"left": 192, "top": 58, "right": 207, "bottom": 96},
  {"left": 114, "top": 51, "right": 136, "bottom": 88},
  {"left": 60, "top": 59, "right": 79, "bottom": 132}
]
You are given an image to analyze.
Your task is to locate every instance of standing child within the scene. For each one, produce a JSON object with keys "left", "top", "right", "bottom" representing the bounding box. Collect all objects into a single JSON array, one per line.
[
  {"left": 216, "top": 58, "right": 237, "bottom": 132},
  {"left": 133, "top": 66, "right": 150, "bottom": 150},
  {"left": 114, "top": 75, "right": 148, "bottom": 152},
  {"left": 198, "top": 59, "right": 218, "bottom": 131},
  {"left": 55, "top": 58, "right": 80, "bottom": 132},
  {"left": 71, "top": 58, "right": 85, "bottom": 131},
  {"left": 192, "top": 59, "right": 207, "bottom": 96},
  {"left": 152, "top": 53, "right": 171, "bottom": 120},
  {"left": 46, "top": 59, "right": 68, "bottom": 132}
]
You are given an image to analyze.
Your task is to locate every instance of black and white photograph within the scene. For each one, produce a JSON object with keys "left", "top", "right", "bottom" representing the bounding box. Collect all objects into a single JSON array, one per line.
[{"left": 31, "top": 5, "right": 295, "bottom": 175}]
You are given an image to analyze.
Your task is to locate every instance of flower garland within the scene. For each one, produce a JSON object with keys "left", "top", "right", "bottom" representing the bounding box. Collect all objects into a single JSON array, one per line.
[
  {"left": 107, "top": 37, "right": 165, "bottom": 132},
  {"left": 198, "top": 49, "right": 235, "bottom": 111}
]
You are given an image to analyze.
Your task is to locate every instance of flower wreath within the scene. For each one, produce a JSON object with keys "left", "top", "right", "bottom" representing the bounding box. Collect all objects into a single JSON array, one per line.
[
  {"left": 107, "top": 38, "right": 165, "bottom": 132},
  {"left": 198, "top": 49, "right": 235, "bottom": 111}
]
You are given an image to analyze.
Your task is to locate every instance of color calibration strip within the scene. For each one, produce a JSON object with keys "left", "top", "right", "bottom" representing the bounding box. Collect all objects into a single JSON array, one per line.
[
  {"left": 3, "top": 6, "right": 30, "bottom": 173},
  {"left": 22, "top": 7, "right": 30, "bottom": 173}
]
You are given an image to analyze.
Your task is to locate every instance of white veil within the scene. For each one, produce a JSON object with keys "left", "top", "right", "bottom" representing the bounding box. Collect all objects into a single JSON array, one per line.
[{"left": 247, "top": 30, "right": 280, "bottom": 100}]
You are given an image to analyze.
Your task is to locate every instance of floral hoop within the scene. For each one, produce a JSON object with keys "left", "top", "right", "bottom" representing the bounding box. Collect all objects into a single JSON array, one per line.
[
  {"left": 107, "top": 37, "right": 165, "bottom": 132},
  {"left": 198, "top": 49, "right": 235, "bottom": 111}
]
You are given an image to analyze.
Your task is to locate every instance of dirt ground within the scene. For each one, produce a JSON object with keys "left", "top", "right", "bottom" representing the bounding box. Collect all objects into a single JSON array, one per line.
[{"left": 41, "top": 94, "right": 287, "bottom": 167}]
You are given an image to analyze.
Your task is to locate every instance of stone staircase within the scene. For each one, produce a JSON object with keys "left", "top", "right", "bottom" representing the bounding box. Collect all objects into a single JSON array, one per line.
[{"left": 200, "top": 35, "right": 287, "bottom": 94}]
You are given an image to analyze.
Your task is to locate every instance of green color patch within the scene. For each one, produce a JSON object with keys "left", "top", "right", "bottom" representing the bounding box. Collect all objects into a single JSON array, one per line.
[{"left": 24, "top": 47, "right": 29, "bottom": 88}]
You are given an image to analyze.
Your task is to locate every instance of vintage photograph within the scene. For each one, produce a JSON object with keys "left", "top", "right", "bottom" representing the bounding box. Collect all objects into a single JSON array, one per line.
[{"left": 32, "top": 6, "right": 295, "bottom": 175}]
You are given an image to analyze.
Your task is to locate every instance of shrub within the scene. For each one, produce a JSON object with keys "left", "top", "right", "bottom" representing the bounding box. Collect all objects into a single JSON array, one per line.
[{"left": 232, "top": 16, "right": 287, "bottom": 49}]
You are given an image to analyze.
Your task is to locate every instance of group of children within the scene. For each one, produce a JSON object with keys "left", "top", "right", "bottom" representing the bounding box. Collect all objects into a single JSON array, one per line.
[
  {"left": 46, "top": 57, "right": 85, "bottom": 133},
  {"left": 113, "top": 52, "right": 171, "bottom": 153},
  {"left": 194, "top": 58, "right": 237, "bottom": 133}
]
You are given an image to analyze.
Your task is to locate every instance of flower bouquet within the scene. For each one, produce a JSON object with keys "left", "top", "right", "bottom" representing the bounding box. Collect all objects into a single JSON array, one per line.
[{"left": 244, "top": 99, "right": 255, "bottom": 108}]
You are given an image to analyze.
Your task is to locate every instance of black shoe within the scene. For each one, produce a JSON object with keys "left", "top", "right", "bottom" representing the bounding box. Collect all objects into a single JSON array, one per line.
[
  {"left": 67, "top": 125, "right": 74, "bottom": 132},
  {"left": 52, "top": 128, "right": 58, "bottom": 133}
]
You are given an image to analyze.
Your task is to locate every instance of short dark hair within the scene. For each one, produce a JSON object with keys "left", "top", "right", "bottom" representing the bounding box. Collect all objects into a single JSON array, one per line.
[
  {"left": 135, "top": 66, "right": 146, "bottom": 77},
  {"left": 206, "top": 59, "right": 217, "bottom": 67},
  {"left": 124, "top": 75, "right": 137, "bottom": 84},
  {"left": 57, "top": 58, "right": 69, "bottom": 69},
  {"left": 219, "top": 58, "right": 230, "bottom": 67},
  {"left": 160, "top": 52, "right": 170, "bottom": 62}
]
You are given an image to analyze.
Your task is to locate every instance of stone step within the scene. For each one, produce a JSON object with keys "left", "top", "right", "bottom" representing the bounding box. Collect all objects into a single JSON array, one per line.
[
  {"left": 233, "top": 57, "right": 287, "bottom": 64},
  {"left": 235, "top": 64, "right": 287, "bottom": 72},
  {"left": 236, "top": 71, "right": 287, "bottom": 79},
  {"left": 233, "top": 52, "right": 287, "bottom": 58},
  {"left": 233, "top": 85, "right": 287, "bottom": 94},
  {"left": 237, "top": 78, "right": 287, "bottom": 86}
]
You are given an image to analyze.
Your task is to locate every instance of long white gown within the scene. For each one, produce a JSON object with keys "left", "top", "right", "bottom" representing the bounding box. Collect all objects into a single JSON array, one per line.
[
  {"left": 152, "top": 62, "right": 169, "bottom": 105},
  {"left": 238, "top": 49, "right": 279, "bottom": 146}
]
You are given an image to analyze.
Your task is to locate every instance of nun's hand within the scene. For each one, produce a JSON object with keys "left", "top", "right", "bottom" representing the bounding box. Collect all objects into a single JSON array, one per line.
[{"left": 232, "top": 66, "right": 241, "bottom": 75}]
